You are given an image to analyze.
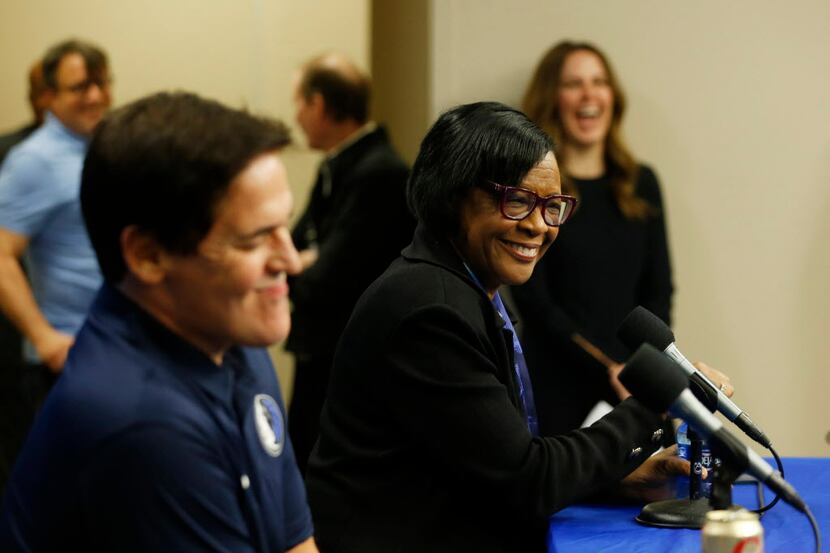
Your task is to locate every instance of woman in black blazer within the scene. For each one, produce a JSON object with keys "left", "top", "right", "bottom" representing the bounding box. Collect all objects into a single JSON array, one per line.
[{"left": 306, "top": 102, "right": 695, "bottom": 553}]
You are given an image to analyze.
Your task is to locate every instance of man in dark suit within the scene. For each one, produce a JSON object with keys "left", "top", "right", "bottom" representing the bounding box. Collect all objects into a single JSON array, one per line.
[
  {"left": 287, "top": 53, "right": 415, "bottom": 473},
  {"left": 0, "top": 59, "right": 48, "bottom": 374}
]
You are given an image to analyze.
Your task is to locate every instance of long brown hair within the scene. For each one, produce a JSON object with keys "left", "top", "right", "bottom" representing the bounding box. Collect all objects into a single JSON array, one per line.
[{"left": 522, "top": 41, "right": 651, "bottom": 220}]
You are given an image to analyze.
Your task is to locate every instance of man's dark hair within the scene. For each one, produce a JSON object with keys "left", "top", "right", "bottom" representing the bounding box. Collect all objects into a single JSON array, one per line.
[
  {"left": 81, "top": 91, "right": 291, "bottom": 283},
  {"left": 42, "top": 38, "right": 108, "bottom": 90},
  {"left": 407, "top": 101, "right": 553, "bottom": 235},
  {"left": 298, "top": 56, "right": 370, "bottom": 124}
]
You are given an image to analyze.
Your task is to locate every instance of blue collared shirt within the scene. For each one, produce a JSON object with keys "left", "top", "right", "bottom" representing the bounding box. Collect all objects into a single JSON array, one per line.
[
  {"left": 0, "top": 284, "right": 313, "bottom": 551},
  {"left": 0, "top": 112, "right": 102, "bottom": 362},
  {"left": 461, "top": 262, "right": 539, "bottom": 435}
]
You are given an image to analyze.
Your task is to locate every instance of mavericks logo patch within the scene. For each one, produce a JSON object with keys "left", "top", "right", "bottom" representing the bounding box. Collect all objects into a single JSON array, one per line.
[{"left": 253, "top": 394, "right": 285, "bottom": 457}]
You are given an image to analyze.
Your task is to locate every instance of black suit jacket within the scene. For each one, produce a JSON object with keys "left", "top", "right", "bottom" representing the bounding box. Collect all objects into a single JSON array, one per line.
[
  {"left": 287, "top": 126, "right": 414, "bottom": 359},
  {"left": 306, "top": 224, "right": 666, "bottom": 553}
]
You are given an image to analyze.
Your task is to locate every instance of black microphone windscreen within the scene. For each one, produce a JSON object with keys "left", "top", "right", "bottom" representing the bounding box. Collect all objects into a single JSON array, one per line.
[
  {"left": 619, "top": 343, "right": 688, "bottom": 413},
  {"left": 617, "top": 306, "right": 675, "bottom": 352}
]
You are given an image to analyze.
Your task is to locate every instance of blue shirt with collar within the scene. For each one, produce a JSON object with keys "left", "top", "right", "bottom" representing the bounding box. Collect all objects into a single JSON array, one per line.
[
  {"left": 0, "top": 112, "right": 102, "bottom": 362},
  {"left": 0, "top": 284, "right": 313, "bottom": 552}
]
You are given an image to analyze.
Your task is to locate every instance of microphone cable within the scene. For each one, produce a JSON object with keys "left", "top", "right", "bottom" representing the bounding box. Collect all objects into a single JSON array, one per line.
[
  {"left": 805, "top": 505, "right": 823, "bottom": 553},
  {"left": 738, "top": 446, "right": 820, "bottom": 553},
  {"left": 751, "top": 445, "right": 783, "bottom": 514}
]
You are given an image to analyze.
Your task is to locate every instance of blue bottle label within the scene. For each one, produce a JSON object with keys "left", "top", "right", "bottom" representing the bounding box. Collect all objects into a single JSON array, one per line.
[{"left": 676, "top": 421, "right": 714, "bottom": 499}]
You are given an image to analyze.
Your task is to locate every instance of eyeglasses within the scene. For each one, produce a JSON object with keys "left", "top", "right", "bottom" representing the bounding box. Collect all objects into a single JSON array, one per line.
[
  {"left": 58, "top": 76, "right": 112, "bottom": 95},
  {"left": 482, "top": 182, "right": 577, "bottom": 227}
]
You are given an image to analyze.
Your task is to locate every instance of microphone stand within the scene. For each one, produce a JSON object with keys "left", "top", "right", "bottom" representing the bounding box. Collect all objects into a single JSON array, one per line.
[
  {"left": 688, "top": 427, "right": 705, "bottom": 499},
  {"left": 709, "top": 451, "right": 741, "bottom": 510},
  {"left": 635, "top": 429, "right": 717, "bottom": 528},
  {"left": 635, "top": 380, "right": 729, "bottom": 528}
]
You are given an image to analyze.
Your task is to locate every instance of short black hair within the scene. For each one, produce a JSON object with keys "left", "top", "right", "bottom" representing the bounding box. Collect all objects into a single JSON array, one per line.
[
  {"left": 407, "top": 101, "right": 553, "bottom": 234},
  {"left": 42, "top": 38, "right": 108, "bottom": 90},
  {"left": 299, "top": 56, "right": 370, "bottom": 124},
  {"left": 81, "top": 91, "right": 291, "bottom": 284}
]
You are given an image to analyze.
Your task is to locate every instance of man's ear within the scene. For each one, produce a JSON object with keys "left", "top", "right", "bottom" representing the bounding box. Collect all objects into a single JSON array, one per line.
[
  {"left": 120, "top": 225, "right": 167, "bottom": 285},
  {"left": 309, "top": 92, "right": 326, "bottom": 117},
  {"left": 42, "top": 88, "right": 57, "bottom": 109}
]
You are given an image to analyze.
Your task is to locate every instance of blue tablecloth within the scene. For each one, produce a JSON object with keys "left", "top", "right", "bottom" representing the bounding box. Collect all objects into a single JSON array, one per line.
[{"left": 548, "top": 457, "right": 829, "bottom": 552}]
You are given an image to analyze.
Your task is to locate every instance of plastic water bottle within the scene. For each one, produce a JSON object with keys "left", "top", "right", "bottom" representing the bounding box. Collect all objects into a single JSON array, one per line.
[{"left": 676, "top": 421, "right": 714, "bottom": 499}]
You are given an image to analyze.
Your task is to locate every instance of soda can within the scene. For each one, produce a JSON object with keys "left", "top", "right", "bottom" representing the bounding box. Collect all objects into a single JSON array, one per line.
[{"left": 702, "top": 508, "right": 764, "bottom": 553}]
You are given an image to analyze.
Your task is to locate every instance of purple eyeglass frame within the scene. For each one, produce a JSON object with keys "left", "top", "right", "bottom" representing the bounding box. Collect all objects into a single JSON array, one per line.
[{"left": 483, "top": 181, "right": 577, "bottom": 227}]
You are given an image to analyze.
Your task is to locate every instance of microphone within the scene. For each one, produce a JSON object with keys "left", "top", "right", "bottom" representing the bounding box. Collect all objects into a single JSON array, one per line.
[
  {"left": 619, "top": 344, "right": 806, "bottom": 512},
  {"left": 617, "top": 306, "right": 771, "bottom": 448}
]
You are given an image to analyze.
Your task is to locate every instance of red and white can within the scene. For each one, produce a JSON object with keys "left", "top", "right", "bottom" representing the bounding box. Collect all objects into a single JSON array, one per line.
[{"left": 702, "top": 508, "right": 764, "bottom": 553}]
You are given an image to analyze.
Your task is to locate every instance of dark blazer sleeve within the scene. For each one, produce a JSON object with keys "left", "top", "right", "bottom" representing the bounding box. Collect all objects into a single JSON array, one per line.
[
  {"left": 381, "top": 303, "right": 665, "bottom": 519},
  {"left": 636, "top": 165, "right": 674, "bottom": 326},
  {"left": 289, "top": 160, "right": 413, "bottom": 310},
  {"left": 291, "top": 209, "right": 314, "bottom": 253}
]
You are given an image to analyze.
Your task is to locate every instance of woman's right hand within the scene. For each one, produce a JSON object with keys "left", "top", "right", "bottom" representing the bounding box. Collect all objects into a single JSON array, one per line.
[{"left": 618, "top": 445, "right": 700, "bottom": 503}]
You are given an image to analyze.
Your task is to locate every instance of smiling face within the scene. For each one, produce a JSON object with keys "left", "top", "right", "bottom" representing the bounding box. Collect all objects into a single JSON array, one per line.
[
  {"left": 455, "top": 152, "right": 561, "bottom": 296},
  {"left": 156, "top": 153, "right": 302, "bottom": 362},
  {"left": 48, "top": 52, "right": 111, "bottom": 137},
  {"left": 556, "top": 49, "right": 614, "bottom": 150}
]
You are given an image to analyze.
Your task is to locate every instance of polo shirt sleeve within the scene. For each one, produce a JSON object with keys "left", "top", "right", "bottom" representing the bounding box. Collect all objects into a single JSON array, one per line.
[
  {"left": 0, "top": 149, "right": 63, "bottom": 237},
  {"left": 78, "top": 423, "right": 258, "bottom": 553},
  {"left": 280, "top": 436, "right": 315, "bottom": 548},
  {"left": 242, "top": 347, "right": 314, "bottom": 547}
]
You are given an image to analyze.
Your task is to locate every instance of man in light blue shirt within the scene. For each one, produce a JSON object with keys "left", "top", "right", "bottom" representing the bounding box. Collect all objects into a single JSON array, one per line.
[
  {"left": 0, "top": 39, "right": 111, "bottom": 472},
  {"left": 0, "top": 59, "right": 48, "bottom": 489}
]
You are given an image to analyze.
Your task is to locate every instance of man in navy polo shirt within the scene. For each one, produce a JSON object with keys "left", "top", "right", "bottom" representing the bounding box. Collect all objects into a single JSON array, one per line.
[{"left": 0, "top": 92, "right": 317, "bottom": 552}]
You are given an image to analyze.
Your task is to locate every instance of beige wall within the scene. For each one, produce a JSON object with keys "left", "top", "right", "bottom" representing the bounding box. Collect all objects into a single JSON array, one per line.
[
  {"left": 421, "top": 0, "right": 830, "bottom": 456},
  {"left": 0, "top": 0, "right": 370, "bottom": 399},
  {"left": 371, "top": 0, "right": 430, "bottom": 164}
]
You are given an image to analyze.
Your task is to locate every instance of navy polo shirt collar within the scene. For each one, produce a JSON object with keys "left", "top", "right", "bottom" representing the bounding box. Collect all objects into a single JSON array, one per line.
[{"left": 91, "top": 284, "right": 237, "bottom": 404}]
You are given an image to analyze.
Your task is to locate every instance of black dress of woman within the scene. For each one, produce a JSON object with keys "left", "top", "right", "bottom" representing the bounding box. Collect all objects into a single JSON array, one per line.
[{"left": 512, "top": 164, "right": 673, "bottom": 436}]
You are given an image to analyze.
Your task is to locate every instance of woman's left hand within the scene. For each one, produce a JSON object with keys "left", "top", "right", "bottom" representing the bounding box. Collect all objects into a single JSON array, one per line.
[{"left": 693, "top": 361, "right": 733, "bottom": 398}]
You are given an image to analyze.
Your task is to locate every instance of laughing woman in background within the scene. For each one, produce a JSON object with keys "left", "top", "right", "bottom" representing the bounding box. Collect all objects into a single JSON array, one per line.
[{"left": 513, "top": 41, "right": 674, "bottom": 436}]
